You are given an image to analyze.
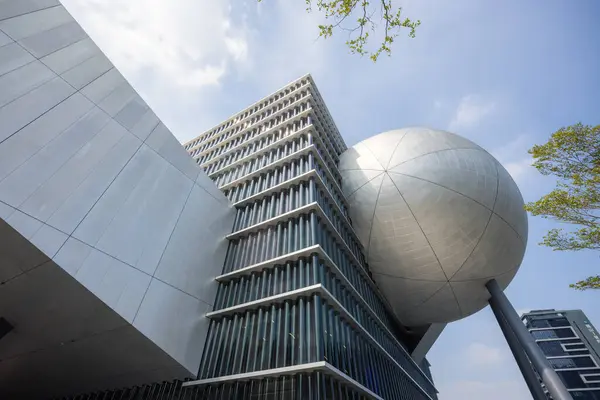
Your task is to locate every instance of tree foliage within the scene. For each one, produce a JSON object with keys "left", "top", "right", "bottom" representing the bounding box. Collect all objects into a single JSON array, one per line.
[
  {"left": 525, "top": 123, "right": 600, "bottom": 290},
  {"left": 259, "top": 0, "right": 420, "bottom": 62}
]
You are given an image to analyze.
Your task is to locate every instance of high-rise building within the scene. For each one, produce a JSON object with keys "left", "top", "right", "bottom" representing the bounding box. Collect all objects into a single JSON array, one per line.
[
  {"left": 522, "top": 309, "right": 600, "bottom": 399},
  {"left": 181, "top": 75, "right": 439, "bottom": 399}
]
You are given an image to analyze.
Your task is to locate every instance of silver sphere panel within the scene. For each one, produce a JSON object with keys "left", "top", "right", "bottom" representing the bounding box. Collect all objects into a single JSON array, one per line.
[{"left": 339, "top": 128, "right": 528, "bottom": 326}]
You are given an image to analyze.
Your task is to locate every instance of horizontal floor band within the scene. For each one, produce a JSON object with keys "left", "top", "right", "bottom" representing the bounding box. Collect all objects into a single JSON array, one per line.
[
  {"left": 198, "top": 105, "right": 312, "bottom": 165},
  {"left": 207, "top": 283, "right": 434, "bottom": 400},
  {"left": 227, "top": 200, "right": 364, "bottom": 278},
  {"left": 187, "top": 80, "right": 311, "bottom": 153},
  {"left": 182, "top": 361, "right": 383, "bottom": 400},
  {"left": 218, "top": 144, "right": 316, "bottom": 191},
  {"left": 227, "top": 202, "right": 319, "bottom": 240},
  {"left": 216, "top": 244, "right": 436, "bottom": 391}
]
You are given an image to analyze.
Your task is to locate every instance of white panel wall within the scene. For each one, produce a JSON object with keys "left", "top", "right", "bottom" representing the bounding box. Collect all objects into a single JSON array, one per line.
[{"left": 0, "top": 0, "right": 234, "bottom": 394}]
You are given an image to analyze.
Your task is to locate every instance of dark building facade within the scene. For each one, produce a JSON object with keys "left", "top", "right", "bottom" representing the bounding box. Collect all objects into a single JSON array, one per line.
[{"left": 522, "top": 309, "right": 600, "bottom": 399}]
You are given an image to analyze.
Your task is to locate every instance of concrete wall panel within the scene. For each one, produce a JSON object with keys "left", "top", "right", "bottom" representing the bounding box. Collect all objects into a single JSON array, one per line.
[
  {"left": 18, "top": 120, "right": 130, "bottom": 221},
  {"left": 29, "top": 223, "right": 68, "bottom": 259},
  {"left": 114, "top": 95, "right": 149, "bottom": 130},
  {"left": 0, "top": 61, "right": 55, "bottom": 108},
  {"left": 93, "top": 148, "right": 193, "bottom": 274},
  {"left": 20, "top": 20, "right": 87, "bottom": 58},
  {"left": 0, "top": 42, "right": 35, "bottom": 76},
  {"left": 80, "top": 68, "right": 125, "bottom": 103},
  {"left": 0, "top": 0, "right": 234, "bottom": 396},
  {"left": 40, "top": 37, "right": 98, "bottom": 74},
  {"left": 0, "top": 5, "right": 70, "bottom": 40},
  {"left": 0, "top": 93, "right": 94, "bottom": 181},
  {"left": 154, "top": 184, "right": 232, "bottom": 304},
  {"left": 0, "top": 107, "right": 110, "bottom": 207},
  {"left": 0, "top": 77, "right": 75, "bottom": 142},
  {"left": 130, "top": 108, "right": 160, "bottom": 141},
  {"left": 146, "top": 122, "right": 201, "bottom": 181},
  {"left": 5, "top": 208, "right": 42, "bottom": 240},
  {"left": 46, "top": 133, "right": 142, "bottom": 233},
  {"left": 97, "top": 81, "right": 138, "bottom": 117},
  {"left": 0, "top": 30, "right": 12, "bottom": 46},
  {"left": 196, "top": 165, "right": 231, "bottom": 204},
  {"left": 0, "top": 0, "right": 60, "bottom": 22},
  {"left": 74, "top": 246, "right": 152, "bottom": 323},
  {"left": 133, "top": 279, "right": 213, "bottom": 374},
  {"left": 61, "top": 53, "right": 113, "bottom": 89}
]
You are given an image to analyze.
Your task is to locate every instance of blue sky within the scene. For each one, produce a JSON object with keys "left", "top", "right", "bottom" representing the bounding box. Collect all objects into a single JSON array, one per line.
[{"left": 62, "top": 0, "right": 600, "bottom": 398}]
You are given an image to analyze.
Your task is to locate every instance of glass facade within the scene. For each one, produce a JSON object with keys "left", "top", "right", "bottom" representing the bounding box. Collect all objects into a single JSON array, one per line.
[
  {"left": 55, "top": 377, "right": 376, "bottom": 400},
  {"left": 184, "top": 75, "right": 438, "bottom": 399},
  {"left": 523, "top": 309, "right": 600, "bottom": 399}
]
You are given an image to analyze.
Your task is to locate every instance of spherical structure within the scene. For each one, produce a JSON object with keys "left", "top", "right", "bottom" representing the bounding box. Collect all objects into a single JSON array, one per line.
[{"left": 339, "top": 127, "right": 528, "bottom": 327}]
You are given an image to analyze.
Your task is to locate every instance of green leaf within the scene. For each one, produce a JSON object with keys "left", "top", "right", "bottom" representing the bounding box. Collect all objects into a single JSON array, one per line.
[
  {"left": 570, "top": 276, "right": 600, "bottom": 291},
  {"left": 526, "top": 123, "right": 600, "bottom": 290},
  {"left": 259, "top": 0, "right": 420, "bottom": 62}
]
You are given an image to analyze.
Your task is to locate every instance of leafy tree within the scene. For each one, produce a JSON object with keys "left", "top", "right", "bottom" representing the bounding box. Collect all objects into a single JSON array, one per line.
[
  {"left": 525, "top": 123, "right": 600, "bottom": 290},
  {"left": 259, "top": 0, "right": 420, "bottom": 62}
]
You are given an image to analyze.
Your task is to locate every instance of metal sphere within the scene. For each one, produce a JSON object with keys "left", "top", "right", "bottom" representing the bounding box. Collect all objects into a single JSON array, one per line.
[{"left": 339, "top": 127, "right": 528, "bottom": 326}]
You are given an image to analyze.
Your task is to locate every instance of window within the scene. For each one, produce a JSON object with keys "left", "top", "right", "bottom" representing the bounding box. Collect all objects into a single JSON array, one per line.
[
  {"left": 549, "top": 318, "right": 570, "bottom": 327},
  {"left": 532, "top": 327, "right": 578, "bottom": 340},
  {"left": 563, "top": 343, "right": 588, "bottom": 351},
  {"left": 582, "top": 373, "right": 600, "bottom": 384},
  {"left": 557, "top": 370, "right": 585, "bottom": 387},
  {"left": 539, "top": 341, "right": 566, "bottom": 357},
  {"left": 531, "top": 319, "right": 551, "bottom": 328},
  {"left": 549, "top": 356, "right": 597, "bottom": 369},
  {"left": 550, "top": 358, "right": 578, "bottom": 369},
  {"left": 571, "top": 391, "right": 600, "bottom": 399}
]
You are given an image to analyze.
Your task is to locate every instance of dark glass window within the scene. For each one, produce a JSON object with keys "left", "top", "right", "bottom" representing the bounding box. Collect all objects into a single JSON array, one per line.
[
  {"left": 563, "top": 338, "right": 585, "bottom": 344},
  {"left": 532, "top": 328, "right": 576, "bottom": 340},
  {"left": 550, "top": 356, "right": 597, "bottom": 369},
  {"left": 529, "top": 318, "right": 570, "bottom": 328},
  {"left": 573, "top": 357, "right": 597, "bottom": 368},
  {"left": 538, "top": 341, "right": 566, "bottom": 357},
  {"left": 551, "top": 358, "right": 578, "bottom": 369},
  {"left": 571, "top": 391, "right": 600, "bottom": 400},
  {"left": 530, "top": 319, "right": 551, "bottom": 328},
  {"left": 549, "top": 318, "right": 570, "bottom": 327},
  {"left": 558, "top": 370, "right": 585, "bottom": 387}
]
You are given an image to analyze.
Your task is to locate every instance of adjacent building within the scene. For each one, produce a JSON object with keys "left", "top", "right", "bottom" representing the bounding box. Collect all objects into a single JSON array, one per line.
[
  {"left": 522, "top": 309, "right": 600, "bottom": 399},
  {"left": 181, "top": 75, "right": 439, "bottom": 399}
]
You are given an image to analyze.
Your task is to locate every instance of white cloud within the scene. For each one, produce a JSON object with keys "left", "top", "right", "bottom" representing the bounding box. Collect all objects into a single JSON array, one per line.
[
  {"left": 465, "top": 342, "right": 505, "bottom": 366},
  {"left": 59, "top": 0, "right": 332, "bottom": 141},
  {"left": 492, "top": 134, "right": 530, "bottom": 161},
  {"left": 504, "top": 158, "right": 533, "bottom": 181},
  {"left": 491, "top": 134, "right": 535, "bottom": 183},
  {"left": 448, "top": 94, "right": 497, "bottom": 132},
  {"left": 61, "top": 0, "right": 249, "bottom": 89},
  {"left": 438, "top": 379, "right": 531, "bottom": 400}
]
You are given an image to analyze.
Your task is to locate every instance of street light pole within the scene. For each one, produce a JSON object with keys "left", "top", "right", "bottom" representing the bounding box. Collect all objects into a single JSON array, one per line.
[
  {"left": 489, "top": 295, "right": 548, "bottom": 400},
  {"left": 486, "top": 279, "right": 572, "bottom": 400}
]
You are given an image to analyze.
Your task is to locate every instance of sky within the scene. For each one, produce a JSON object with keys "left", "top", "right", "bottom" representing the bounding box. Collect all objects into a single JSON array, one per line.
[{"left": 60, "top": 0, "right": 600, "bottom": 398}]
